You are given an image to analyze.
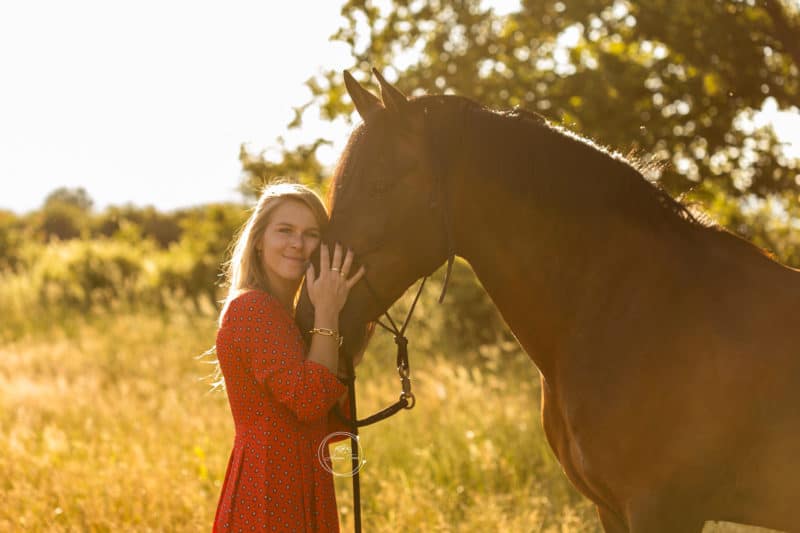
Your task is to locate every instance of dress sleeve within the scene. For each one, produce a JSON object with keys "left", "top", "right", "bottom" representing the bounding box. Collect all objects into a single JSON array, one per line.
[
  {"left": 326, "top": 394, "right": 354, "bottom": 442},
  {"left": 221, "top": 291, "right": 347, "bottom": 423}
]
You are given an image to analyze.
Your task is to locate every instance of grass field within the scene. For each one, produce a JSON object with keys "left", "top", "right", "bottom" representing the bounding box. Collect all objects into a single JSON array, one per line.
[
  {"left": 0, "top": 300, "right": 599, "bottom": 532},
  {"left": 0, "top": 304, "right": 783, "bottom": 532}
]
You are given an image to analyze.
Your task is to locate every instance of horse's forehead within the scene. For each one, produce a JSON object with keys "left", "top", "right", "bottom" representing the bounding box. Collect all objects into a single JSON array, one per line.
[{"left": 335, "top": 97, "right": 452, "bottom": 196}]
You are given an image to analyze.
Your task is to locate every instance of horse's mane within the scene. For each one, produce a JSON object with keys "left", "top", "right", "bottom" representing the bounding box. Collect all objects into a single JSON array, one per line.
[{"left": 415, "top": 95, "right": 704, "bottom": 233}]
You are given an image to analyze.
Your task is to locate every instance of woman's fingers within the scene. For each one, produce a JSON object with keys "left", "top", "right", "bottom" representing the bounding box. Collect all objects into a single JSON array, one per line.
[
  {"left": 331, "top": 243, "right": 343, "bottom": 272},
  {"left": 345, "top": 265, "right": 366, "bottom": 290},
  {"left": 306, "top": 262, "right": 316, "bottom": 285},
  {"left": 319, "top": 243, "right": 330, "bottom": 272},
  {"left": 340, "top": 248, "right": 354, "bottom": 277},
  {"left": 312, "top": 243, "right": 365, "bottom": 304}
]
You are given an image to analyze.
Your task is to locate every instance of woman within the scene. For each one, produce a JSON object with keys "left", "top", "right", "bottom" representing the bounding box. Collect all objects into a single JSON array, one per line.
[{"left": 213, "top": 182, "right": 366, "bottom": 532}]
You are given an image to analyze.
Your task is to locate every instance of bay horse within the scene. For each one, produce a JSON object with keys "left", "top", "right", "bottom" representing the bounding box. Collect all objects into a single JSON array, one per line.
[{"left": 295, "top": 70, "right": 800, "bottom": 532}]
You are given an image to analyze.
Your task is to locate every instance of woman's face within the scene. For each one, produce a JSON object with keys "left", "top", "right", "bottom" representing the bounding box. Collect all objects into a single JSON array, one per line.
[{"left": 259, "top": 199, "right": 321, "bottom": 290}]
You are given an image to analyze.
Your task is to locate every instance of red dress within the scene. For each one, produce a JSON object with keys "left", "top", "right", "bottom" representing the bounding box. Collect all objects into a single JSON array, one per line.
[{"left": 213, "top": 290, "right": 352, "bottom": 532}]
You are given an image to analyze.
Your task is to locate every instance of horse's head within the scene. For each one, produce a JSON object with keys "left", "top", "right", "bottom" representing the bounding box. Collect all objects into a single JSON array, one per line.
[{"left": 296, "top": 70, "right": 456, "bottom": 359}]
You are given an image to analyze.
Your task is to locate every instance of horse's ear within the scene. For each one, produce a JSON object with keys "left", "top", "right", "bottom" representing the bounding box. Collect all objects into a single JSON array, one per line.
[
  {"left": 344, "top": 70, "right": 383, "bottom": 122},
  {"left": 372, "top": 68, "right": 408, "bottom": 114}
]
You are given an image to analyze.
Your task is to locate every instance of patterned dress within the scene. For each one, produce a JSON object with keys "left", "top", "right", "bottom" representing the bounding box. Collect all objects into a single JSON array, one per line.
[{"left": 213, "top": 290, "right": 352, "bottom": 532}]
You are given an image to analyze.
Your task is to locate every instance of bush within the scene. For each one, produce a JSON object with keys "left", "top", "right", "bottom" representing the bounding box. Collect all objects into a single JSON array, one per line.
[
  {"left": 28, "top": 239, "right": 149, "bottom": 309},
  {"left": 0, "top": 210, "right": 25, "bottom": 270},
  {"left": 93, "top": 205, "right": 183, "bottom": 248}
]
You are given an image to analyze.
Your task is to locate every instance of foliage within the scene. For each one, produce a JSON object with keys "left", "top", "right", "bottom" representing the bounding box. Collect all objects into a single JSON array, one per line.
[
  {"left": 0, "top": 210, "right": 25, "bottom": 270},
  {"left": 153, "top": 204, "right": 249, "bottom": 308},
  {"left": 93, "top": 205, "right": 183, "bottom": 248},
  {"left": 240, "top": 0, "right": 799, "bottom": 254},
  {"left": 693, "top": 182, "right": 800, "bottom": 266},
  {"left": 0, "top": 197, "right": 250, "bottom": 338},
  {"left": 44, "top": 186, "right": 94, "bottom": 211},
  {"left": 28, "top": 187, "right": 94, "bottom": 241},
  {"left": 238, "top": 140, "right": 333, "bottom": 201},
  {"left": 27, "top": 239, "right": 147, "bottom": 310},
  {"left": 31, "top": 199, "right": 90, "bottom": 241},
  {"left": 315, "top": 0, "right": 798, "bottom": 196}
]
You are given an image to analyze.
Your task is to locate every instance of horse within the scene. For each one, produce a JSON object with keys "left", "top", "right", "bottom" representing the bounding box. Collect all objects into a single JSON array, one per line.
[{"left": 295, "top": 70, "right": 800, "bottom": 532}]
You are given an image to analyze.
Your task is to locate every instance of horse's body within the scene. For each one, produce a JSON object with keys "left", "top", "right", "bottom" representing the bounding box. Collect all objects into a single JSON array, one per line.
[
  {"left": 458, "top": 151, "right": 800, "bottom": 531},
  {"left": 295, "top": 70, "right": 800, "bottom": 532}
]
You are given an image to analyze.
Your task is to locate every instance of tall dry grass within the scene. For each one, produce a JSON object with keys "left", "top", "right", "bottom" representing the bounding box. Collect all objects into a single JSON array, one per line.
[
  {"left": 0, "top": 304, "right": 782, "bottom": 532},
  {"left": 0, "top": 301, "right": 602, "bottom": 531}
]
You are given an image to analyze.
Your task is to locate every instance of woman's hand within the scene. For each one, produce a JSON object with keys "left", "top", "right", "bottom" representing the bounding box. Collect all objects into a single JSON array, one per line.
[{"left": 305, "top": 243, "right": 365, "bottom": 319}]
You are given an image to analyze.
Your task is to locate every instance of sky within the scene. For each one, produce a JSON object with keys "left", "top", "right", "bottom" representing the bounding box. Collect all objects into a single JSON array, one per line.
[
  {"left": 0, "top": 0, "right": 798, "bottom": 214},
  {"left": 0, "top": 0, "right": 354, "bottom": 213}
]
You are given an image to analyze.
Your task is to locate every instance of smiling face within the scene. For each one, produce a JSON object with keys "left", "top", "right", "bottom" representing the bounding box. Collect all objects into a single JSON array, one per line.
[{"left": 259, "top": 199, "right": 321, "bottom": 293}]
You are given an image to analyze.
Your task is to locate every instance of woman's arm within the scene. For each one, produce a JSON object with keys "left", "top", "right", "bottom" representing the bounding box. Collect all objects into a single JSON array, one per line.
[{"left": 217, "top": 292, "right": 346, "bottom": 423}]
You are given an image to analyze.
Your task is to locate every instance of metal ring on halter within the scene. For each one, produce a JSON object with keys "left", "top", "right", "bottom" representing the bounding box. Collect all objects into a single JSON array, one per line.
[{"left": 402, "top": 392, "right": 416, "bottom": 409}]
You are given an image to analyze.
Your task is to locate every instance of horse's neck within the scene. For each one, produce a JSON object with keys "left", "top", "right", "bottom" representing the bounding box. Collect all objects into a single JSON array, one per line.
[{"left": 451, "top": 178, "right": 674, "bottom": 380}]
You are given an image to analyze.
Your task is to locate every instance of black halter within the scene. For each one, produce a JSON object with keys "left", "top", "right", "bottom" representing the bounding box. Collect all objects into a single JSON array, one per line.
[{"left": 335, "top": 104, "right": 457, "bottom": 533}]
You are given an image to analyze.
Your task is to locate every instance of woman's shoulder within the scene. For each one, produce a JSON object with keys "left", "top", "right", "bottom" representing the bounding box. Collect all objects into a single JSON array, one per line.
[
  {"left": 229, "top": 289, "right": 274, "bottom": 312},
  {"left": 223, "top": 289, "right": 289, "bottom": 324}
]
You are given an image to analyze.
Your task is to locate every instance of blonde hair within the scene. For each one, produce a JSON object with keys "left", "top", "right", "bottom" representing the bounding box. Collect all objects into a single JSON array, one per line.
[{"left": 218, "top": 181, "right": 328, "bottom": 326}]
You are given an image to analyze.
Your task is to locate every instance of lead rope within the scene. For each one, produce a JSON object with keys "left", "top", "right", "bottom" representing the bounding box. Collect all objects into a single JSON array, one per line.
[
  {"left": 336, "top": 275, "right": 426, "bottom": 533},
  {"left": 337, "top": 257, "right": 453, "bottom": 532},
  {"left": 338, "top": 266, "right": 452, "bottom": 533}
]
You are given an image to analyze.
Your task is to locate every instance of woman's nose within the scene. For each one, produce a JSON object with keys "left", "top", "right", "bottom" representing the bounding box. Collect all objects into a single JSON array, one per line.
[{"left": 289, "top": 233, "right": 303, "bottom": 248}]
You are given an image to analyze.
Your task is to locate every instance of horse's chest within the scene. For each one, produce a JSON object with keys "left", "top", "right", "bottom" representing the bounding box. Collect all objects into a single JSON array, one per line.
[
  {"left": 542, "top": 387, "right": 587, "bottom": 469},
  {"left": 541, "top": 381, "right": 615, "bottom": 506}
]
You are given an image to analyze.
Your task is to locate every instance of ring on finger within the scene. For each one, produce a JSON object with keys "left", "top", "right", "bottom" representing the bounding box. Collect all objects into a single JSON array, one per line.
[{"left": 331, "top": 267, "right": 340, "bottom": 272}]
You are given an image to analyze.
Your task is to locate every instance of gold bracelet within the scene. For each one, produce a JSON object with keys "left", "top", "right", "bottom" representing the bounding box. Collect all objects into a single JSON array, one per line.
[{"left": 308, "top": 327, "right": 343, "bottom": 347}]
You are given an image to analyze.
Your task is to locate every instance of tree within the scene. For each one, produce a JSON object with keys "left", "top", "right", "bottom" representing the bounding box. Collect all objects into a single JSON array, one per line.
[
  {"left": 238, "top": 139, "right": 332, "bottom": 200},
  {"left": 44, "top": 186, "right": 94, "bottom": 211},
  {"left": 254, "top": 0, "right": 798, "bottom": 200},
  {"left": 93, "top": 205, "right": 183, "bottom": 248}
]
